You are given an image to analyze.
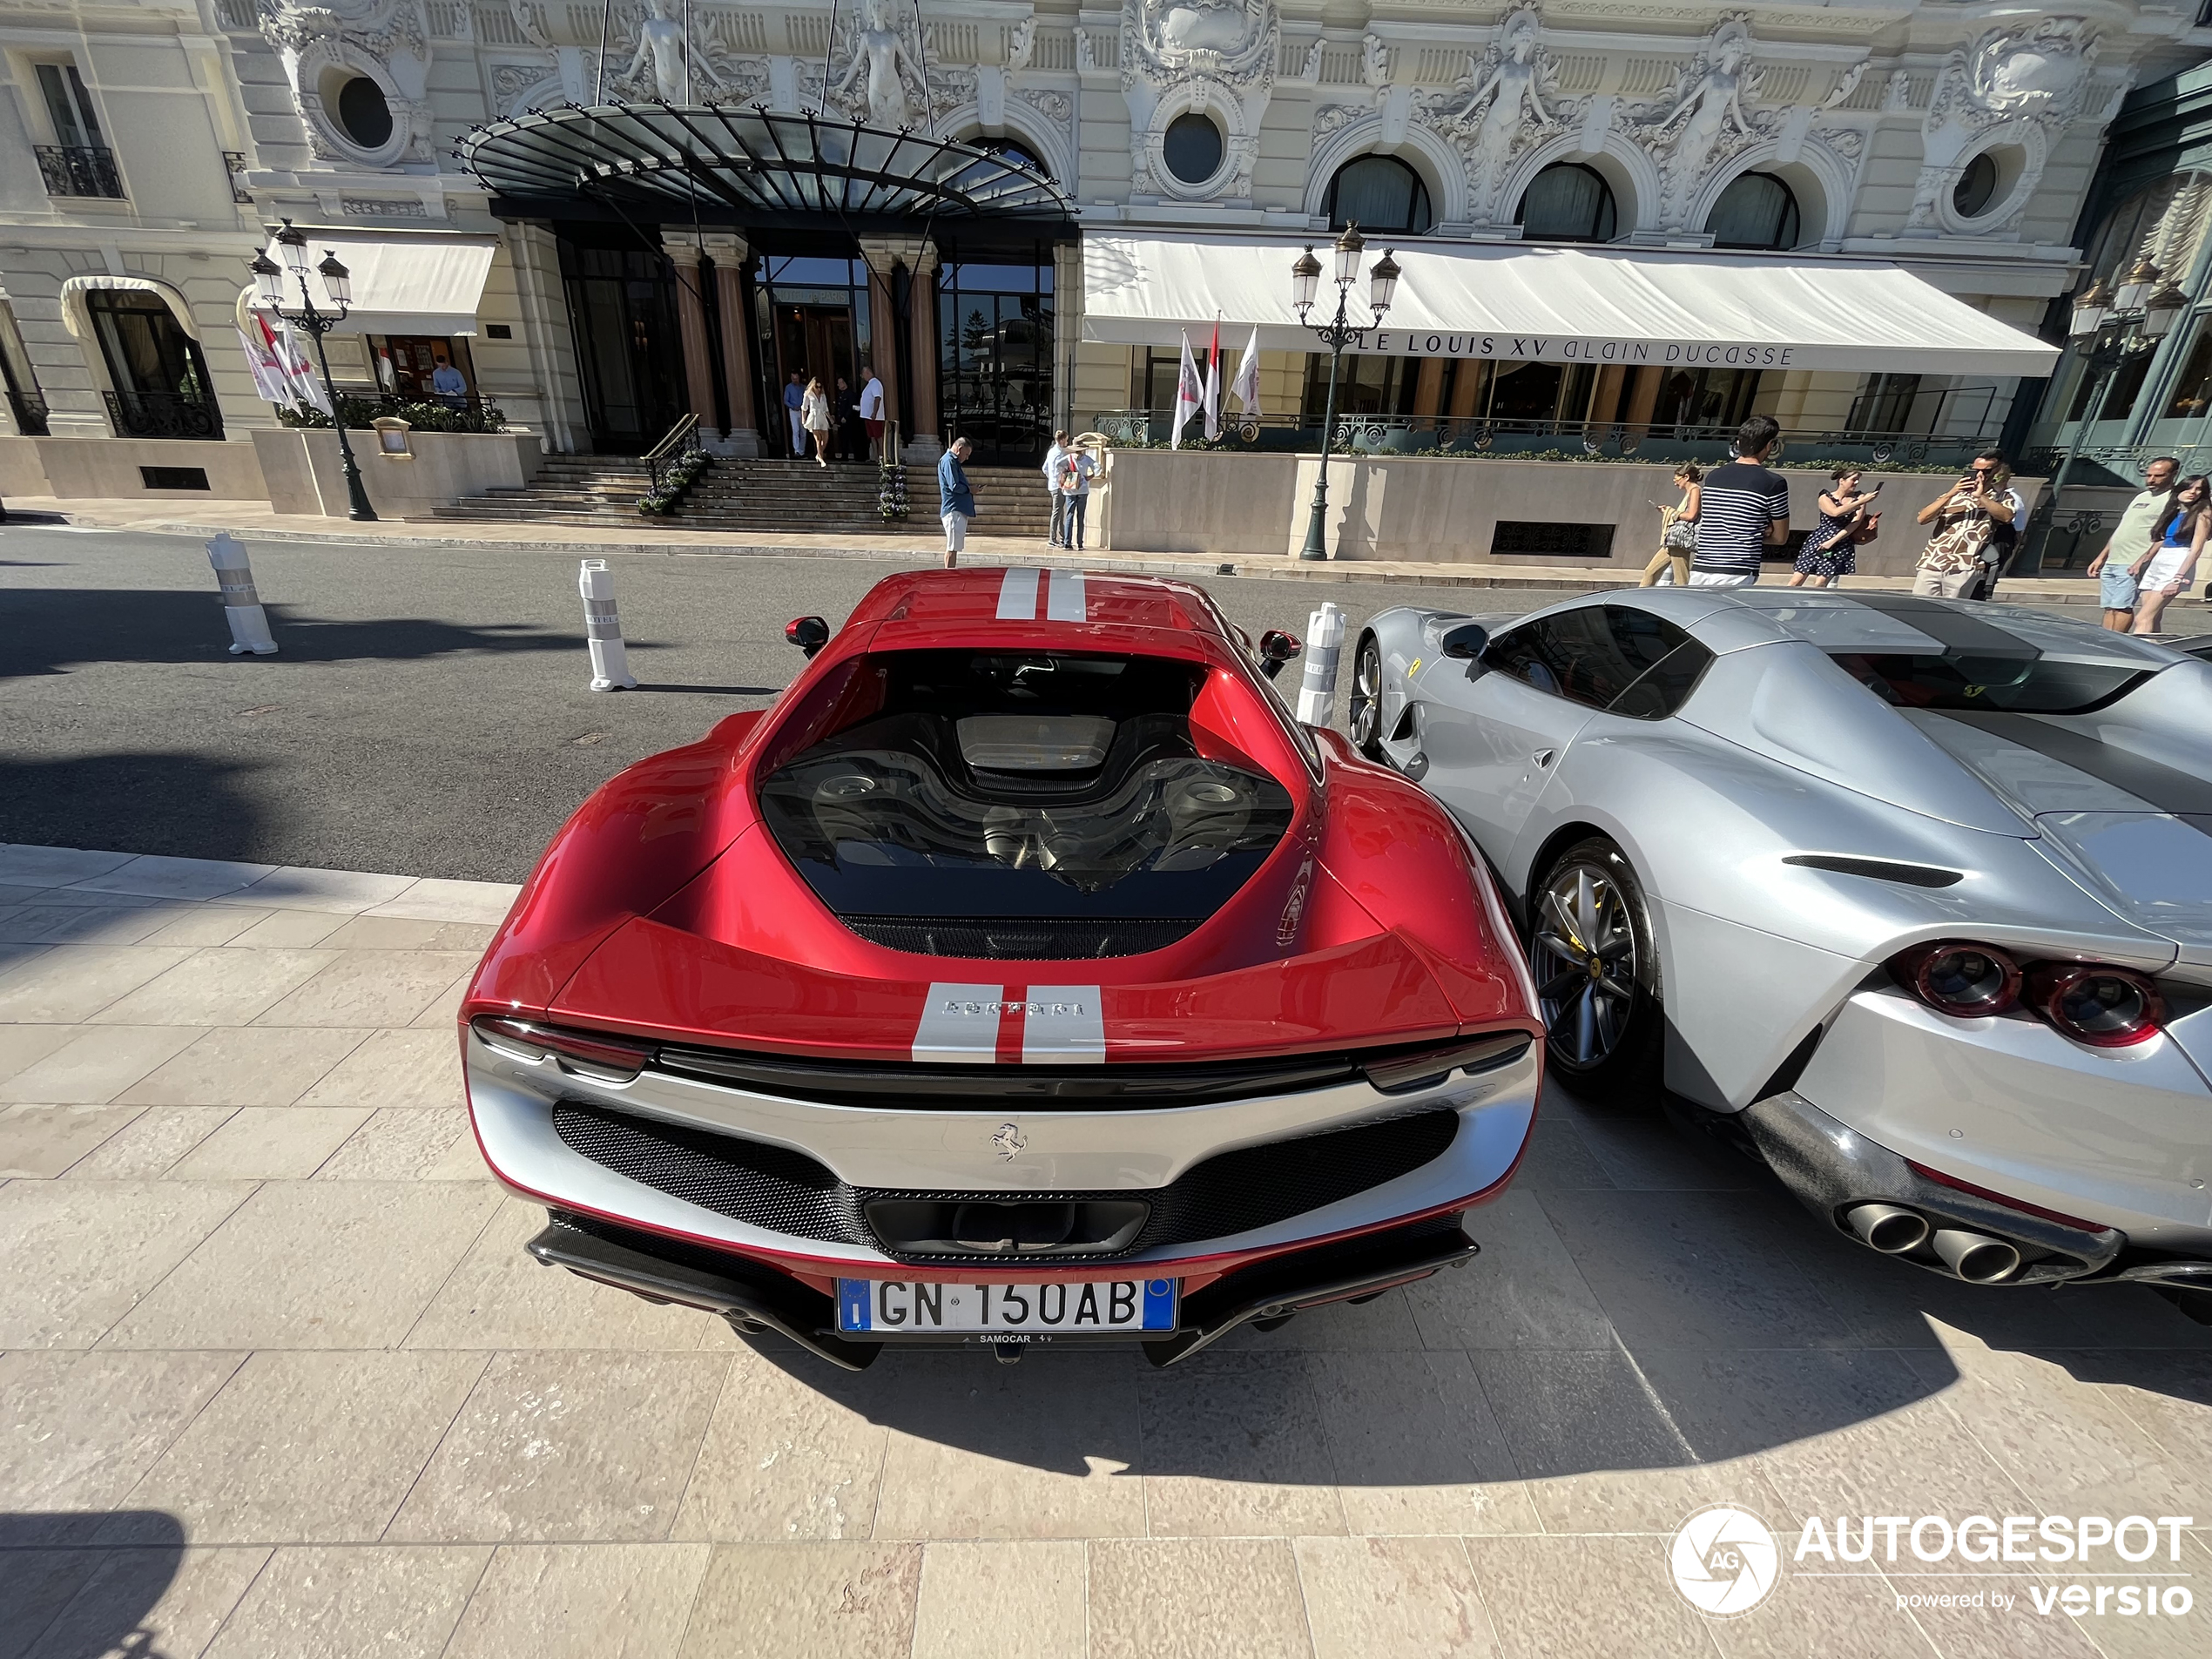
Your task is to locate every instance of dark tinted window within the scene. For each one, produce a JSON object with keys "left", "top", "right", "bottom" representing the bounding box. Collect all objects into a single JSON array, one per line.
[
  {"left": 759, "top": 651, "right": 1295, "bottom": 929},
  {"left": 1482, "top": 607, "right": 1710, "bottom": 718},
  {"left": 1829, "top": 653, "right": 2150, "bottom": 714}
]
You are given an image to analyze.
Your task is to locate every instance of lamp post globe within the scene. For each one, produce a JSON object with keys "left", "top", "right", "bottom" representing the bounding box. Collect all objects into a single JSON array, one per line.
[
  {"left": 247, "top": 249, "right": 285, "bottom": 308},
  {"left": 1291, "top": 246, "right": 1322, "bottom": 316},
  {"left": 317, "top": 251, "right": 354, "bottom": 309},
  {"left": 1369, "top": 248, "right": 1401, "bottom": 317}
]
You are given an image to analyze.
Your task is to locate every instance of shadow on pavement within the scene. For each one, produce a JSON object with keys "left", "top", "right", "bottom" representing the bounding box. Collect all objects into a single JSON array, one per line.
[
  {"left": 732, "top": 1076, "right": 2211, "bottom": 1491},
  {"left": 0, "top": 752, "right": 266, "bottom": 865},
  {"left": 2, "top": 588, "right": 571, "bottom": 679},
  {"left": 0, "top": 1510, "right": 185, "bottom": 1658}
]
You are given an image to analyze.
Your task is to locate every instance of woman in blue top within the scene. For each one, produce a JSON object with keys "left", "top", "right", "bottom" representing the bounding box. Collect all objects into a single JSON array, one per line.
[{"left": 2129, "top": 473, "right": 2208, "bottom": 636}]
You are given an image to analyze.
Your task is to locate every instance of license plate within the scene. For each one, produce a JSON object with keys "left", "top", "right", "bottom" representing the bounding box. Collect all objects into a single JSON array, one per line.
[{"left": 836, "top": 1277, "right": 1177, "bottom": 1335}]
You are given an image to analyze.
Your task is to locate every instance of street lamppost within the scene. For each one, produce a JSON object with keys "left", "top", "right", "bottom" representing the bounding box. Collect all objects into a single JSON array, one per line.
[
  {"left": 249, "top": 219, "right": 378, "bottom": 522},
  {"left": 1291, "top": 226, "right": 1399, "bottom": 562},
  {"left": 2027, "top": 256, "right": 2185, "bottom": 570}
]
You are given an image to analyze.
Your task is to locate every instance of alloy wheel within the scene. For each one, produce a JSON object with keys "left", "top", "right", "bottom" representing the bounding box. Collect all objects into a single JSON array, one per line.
[
  {"left": 1349, "top": 638, "right": 1383, "bottom": 755},
  {"left": 1531, "top": 862, "right": 1639, "bottom": 1068}
]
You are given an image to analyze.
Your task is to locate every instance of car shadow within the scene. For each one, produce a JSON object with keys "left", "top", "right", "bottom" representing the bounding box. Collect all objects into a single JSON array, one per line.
[
  {"left": 733, "top": 1074, "right": 2212, "bottom": 1494},
  {"left": 2, "top": 588, "right": 575, "bottom": 680},
  {"left": 0, "top": 1510, "right": 185, "bottom": 1656}
]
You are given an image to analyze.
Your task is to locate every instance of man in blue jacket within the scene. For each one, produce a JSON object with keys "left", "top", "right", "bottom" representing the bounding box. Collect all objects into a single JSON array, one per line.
[{"left": 937, "top": 437, "right": 974, "bottom": 568}]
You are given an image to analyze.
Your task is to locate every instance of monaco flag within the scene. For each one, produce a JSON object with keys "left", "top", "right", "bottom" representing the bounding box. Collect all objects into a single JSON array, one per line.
[{"left": 1170, "top": 330, "right": 1204, "bottom": 449}]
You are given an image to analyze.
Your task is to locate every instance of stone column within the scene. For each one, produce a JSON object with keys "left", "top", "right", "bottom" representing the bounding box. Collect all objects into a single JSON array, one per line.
[
  {"left": 904, "top": 242, "right": 941, "bottom": 463},
  {"left": 660, "top": 236, "right": 721, "bottom": 448},
  {"left": 702, "top": 233, "right": 760, "bottom": 458}
]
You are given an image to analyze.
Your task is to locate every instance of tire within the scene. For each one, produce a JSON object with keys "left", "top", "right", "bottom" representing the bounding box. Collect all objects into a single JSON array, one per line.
[
  {"left": 1349, "top": 634, "right": 1386, "bottom": 762},
  {"left": 1528, "top": 837, "right": 1662, "bottom": 1090}
]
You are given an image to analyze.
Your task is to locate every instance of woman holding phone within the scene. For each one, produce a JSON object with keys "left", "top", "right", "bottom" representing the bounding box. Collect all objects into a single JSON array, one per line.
[
  {"left": 2130, "top": 473, "right": 2208, "bottom": 636},
  {"left": 1788, "top": 468, "right": 1880, "bottom": 589},
  {"left": 1639, "top": 463, "right": 1703, "bottom": 586}
]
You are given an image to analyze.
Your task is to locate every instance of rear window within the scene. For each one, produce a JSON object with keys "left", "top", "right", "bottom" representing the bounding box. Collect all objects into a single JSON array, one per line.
[
  {"left": 759, "top": 651, "right": 1296, "bottom": 956},
  {"left": 1829, "top": 653, "right": 2151, "bottom": 714}
]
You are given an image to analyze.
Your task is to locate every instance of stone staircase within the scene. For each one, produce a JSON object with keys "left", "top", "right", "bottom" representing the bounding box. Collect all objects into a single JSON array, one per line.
[{"left": 435, "top": 454, "right": 1061, "bottom": 541}]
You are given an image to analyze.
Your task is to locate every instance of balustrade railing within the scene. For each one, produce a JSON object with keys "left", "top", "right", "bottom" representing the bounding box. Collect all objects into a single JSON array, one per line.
[
  {"left": 5, "top": 388, "right": 50, "bottom": 437},
  {"left": 1089, "top": 410, "right": 2002, "bottom": 470},
  {"left": 36, "top": 145, "right": 125, "bottom": 199},
  {"left": 104, "top": 388, "right": 223, "bottom": 440}
]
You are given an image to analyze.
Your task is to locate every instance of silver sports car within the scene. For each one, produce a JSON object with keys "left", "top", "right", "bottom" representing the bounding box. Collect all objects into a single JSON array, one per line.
[{"left": 1352, "top": 588, "right": 2212, "bottom": 1313}]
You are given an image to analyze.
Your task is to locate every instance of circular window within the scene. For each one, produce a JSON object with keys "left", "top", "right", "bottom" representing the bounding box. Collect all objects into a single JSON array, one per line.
[
  {"left": 1162, "top": 113, "right": 1224, "bottom": 185},
  {"left": 1706, "top": 172, "right": 1801, "bottom": 250},
  {"left": 1952, "top": 152, "right": 1999, "bottom": 219},
  {"left": 1517, "top": 163, "right": 1617, "bottom": 242},
  {"left": 335, "top": 77, "right": 394, "bottom": 149},
  {"left": 1328, "top": 155, "right": 1433, "bottom": 236}
]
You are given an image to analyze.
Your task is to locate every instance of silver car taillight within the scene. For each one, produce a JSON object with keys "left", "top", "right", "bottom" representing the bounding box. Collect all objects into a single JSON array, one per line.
[{"left": 2025, "top": 964, "right": 2166, "bottom": 1049}]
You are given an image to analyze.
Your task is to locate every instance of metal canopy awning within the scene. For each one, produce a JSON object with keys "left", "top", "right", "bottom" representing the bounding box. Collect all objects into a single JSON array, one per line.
[{"left": 461, "top": 105, "right": 1073, "bottom": 230}]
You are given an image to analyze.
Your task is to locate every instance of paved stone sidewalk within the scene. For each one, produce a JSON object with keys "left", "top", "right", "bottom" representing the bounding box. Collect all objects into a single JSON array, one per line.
[
  {"left": 10, "top": 493, "right": 2168, "bottom": 609},
  {"left": 2, "top": 845, "right": 2208, "bottom": 1659}
]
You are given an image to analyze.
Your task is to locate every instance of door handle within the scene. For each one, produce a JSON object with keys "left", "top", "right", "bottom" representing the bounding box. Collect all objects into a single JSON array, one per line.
[{"left": 1533, "top": 748, "right": 1556, "bottom": 769}]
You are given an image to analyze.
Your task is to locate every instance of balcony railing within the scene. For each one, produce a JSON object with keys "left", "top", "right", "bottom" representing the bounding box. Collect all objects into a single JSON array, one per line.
[
  {"left": 104, "top": 388, "right": 224, "bottom": 440},
  {"left": 223, "top": 151, "right": 252, "bottom": 203},
  {"left": 1089, "top": 410, "right": 2003, "bottom": 470},
  {"left": 35, "top": 145, "right": 125, "bottom": 199},
  {"left": 4, "top": 388, "right": 50, "bottom": 437}
]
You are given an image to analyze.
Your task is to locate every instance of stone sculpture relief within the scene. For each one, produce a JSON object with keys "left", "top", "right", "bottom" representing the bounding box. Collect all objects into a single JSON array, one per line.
[
  {"left": 1424, "top": 8, "right": 1579, "bottom": 222},
  {"left": 1627, "top": 15, "right": 1769, "bottom": 229},
  {"left": 259, "top": 0, "right": 435, "bottom": 165},
  {"left": 1909, "top": 17, "right": 2101, "bottom": 231},
  {"left": 621, "top": 0, "right": 721, "bottom": 102},
  {"left": 1120, "top": 0, "right": 1278, "bottom": 199},
  {"left": 828, "top": 0, "right": 927, "bottom": 128}
]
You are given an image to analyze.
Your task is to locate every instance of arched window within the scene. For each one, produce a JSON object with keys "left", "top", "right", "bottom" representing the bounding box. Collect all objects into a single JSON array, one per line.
[
  {"left": 1516, "top": 164, "right": 1616, "bottom": 242},
  {"left": 1706, "top": 172, "right": 1800, "bottom": 250},
  {"left": 1327, "top": 154, "right": 1433, "bottom": 235}
]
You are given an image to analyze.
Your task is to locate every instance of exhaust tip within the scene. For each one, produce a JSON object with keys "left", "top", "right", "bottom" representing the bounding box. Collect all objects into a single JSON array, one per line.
[
  {"left": 1931, "top": 1228, "right": 2022, "bottom": 1284},
  {"left": 1846, "top": 1203, "right": 1930, "bottom": 1255}
]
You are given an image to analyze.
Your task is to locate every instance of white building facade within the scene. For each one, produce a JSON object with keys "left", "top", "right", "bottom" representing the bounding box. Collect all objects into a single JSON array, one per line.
[{"left": 1, "top": 0, "right": 2208, "bottom": 496}]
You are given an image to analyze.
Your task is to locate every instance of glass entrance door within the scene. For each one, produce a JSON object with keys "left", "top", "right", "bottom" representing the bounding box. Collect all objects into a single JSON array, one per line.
[
  {"left": 559, "top": 239, "right": 685, "bottom": 454},
  {"left": 938, "top": 255, "right": 1053, "bottom": 465}
]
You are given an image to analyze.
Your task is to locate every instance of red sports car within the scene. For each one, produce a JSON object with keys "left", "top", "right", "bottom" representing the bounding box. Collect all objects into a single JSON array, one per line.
[{"left": 461, "top": 568, "right": 1541, "bottom": 1366}]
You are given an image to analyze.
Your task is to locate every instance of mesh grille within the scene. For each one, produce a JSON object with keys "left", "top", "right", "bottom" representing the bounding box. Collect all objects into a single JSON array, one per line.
[
  {"left": 552, "top": 1104, "right": 865, "bottom": 1242},
  {"left": 551, "top": 1101, "right": 1460, "bottom": 1260},
  {"left": 839, "top": 915, "right": 1199, "bottom": 960}
]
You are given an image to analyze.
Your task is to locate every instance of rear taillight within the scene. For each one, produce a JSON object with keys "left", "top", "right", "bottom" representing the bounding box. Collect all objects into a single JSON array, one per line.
[
  {"left": 472, "top": 1015, "right": 649, "bottom": 1081},
  {"left": 2026, "top": 964, "right": 2165, "bottom": 1049},
  {"left": 1890, "top": 944, "right": 2168, "bottom": 1049},
  {"left": 1892, "top": 941, "right": 2020, "bottom": 1017}
]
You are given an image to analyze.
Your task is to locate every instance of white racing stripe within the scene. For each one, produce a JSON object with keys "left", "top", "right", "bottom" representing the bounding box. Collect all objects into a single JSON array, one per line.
[
  {"left": 1022, "top": 985, "right": 1105, "bottom": 1063},
  {"left": 1045, "top": 568, "right": 1088, "bottom": 623},
  {"left": 996, "top": 567, "right": 1041, "bottom": 620},
  {"left": 913, "top": 983, "right": 1004, "bottom": 1062}
]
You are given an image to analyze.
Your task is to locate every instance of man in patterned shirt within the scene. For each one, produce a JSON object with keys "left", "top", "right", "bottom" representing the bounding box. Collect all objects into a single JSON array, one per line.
[{"left": 1684, "top": 415, "right": 1791, "bottom": 588}]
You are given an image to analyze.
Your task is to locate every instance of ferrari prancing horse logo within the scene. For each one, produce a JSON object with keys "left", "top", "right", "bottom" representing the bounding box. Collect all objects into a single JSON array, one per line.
[{"left": 993, "top": 1123, "right": 1027, "bottom": 1159}]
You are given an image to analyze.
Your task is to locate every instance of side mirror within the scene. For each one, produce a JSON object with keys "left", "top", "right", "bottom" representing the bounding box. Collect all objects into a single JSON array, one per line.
[
  {"left": 1259, "top": 629, "right": 1302, "bottom": 679},
  {"left": 1440, "top": 623, "right": 1489, "bottom": 661},
  {"left": 785, "top": 616, "right": 830, "bottom": 658}
]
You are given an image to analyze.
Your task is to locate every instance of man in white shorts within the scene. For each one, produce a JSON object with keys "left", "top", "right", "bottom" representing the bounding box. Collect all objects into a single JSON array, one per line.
[{"left": 1679, "top": 415, "right": 1791, "bottom": 588}]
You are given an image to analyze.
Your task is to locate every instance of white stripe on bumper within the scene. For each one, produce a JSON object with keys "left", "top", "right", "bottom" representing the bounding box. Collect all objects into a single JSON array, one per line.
[
  {"left": 913, "top": 983, "right": 1004, "bottom": 1062},
  {"left": 1021, "top": 986, "right": 1105, "bottom": 1063}
]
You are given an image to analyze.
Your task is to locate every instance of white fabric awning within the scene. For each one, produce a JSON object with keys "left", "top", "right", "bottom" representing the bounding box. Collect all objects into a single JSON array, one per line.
[
  {"left": 256, "top": 232, "right": 498, "bottom": 337},
  {"left": 1082, "top": 231, "right": 2060, "bottom": 379}
]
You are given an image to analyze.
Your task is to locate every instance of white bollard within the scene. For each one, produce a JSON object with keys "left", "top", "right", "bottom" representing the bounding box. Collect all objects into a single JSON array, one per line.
[
  {"left": 578, "top": 559, "right": 637, "bottom": 691},
  {"left": 1295, "top": 601, "right": 1345, "bottom": 728},
  {"left": 206, "top": 532, "right": 277, "bottom": 655}
]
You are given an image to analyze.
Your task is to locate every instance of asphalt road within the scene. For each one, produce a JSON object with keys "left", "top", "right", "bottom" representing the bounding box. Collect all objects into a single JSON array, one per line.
[{"left": 0, "top": 524, "right": 1557, "bottom": 881}]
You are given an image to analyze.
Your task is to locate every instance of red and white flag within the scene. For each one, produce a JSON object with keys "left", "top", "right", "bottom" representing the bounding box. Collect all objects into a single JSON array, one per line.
[
  {"left": 1170, "top": 330, "right": 1203, "bottom": 449},
  {"left": 1202, "top": 318, "right": 1222, "bottom": 440},
  {"left": 1229, "top": 325, "right": 1261, "bottom": 415}
]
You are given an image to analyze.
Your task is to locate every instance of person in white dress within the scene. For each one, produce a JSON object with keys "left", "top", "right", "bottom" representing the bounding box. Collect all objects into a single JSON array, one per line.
[
  {"left": 2129, "top": 473, "right": 2208, "bottom": 637},
  {"left": 800, "top": 377, "right": 833, "bottom": 468}
]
